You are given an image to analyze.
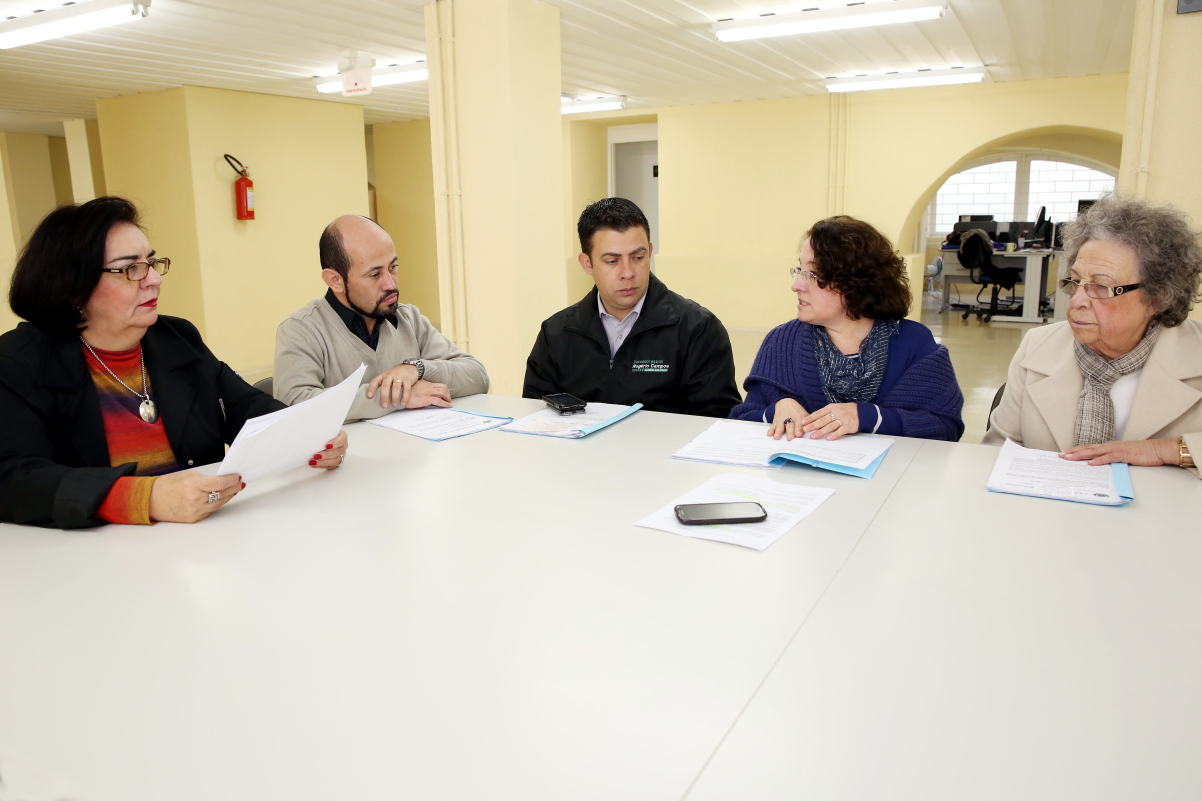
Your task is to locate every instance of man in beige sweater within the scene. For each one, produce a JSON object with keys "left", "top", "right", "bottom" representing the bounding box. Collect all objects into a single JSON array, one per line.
[{"left": 275, "top": 215, "right": 489, "bottom": 421}]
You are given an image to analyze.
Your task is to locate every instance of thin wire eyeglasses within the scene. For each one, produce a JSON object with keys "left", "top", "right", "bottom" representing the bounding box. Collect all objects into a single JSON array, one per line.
[
  {"left": 789, "top": 266, "right": 820, "bottom": 285},
  {"left": 1058, "top": 276, "right": 1141, "bottom": 300},
  {"left": 100, "top": 257, "right": 171, "bottom": 281}
]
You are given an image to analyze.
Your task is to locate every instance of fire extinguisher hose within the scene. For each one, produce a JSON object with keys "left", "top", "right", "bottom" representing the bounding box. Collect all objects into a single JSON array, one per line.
[{"left": 223, "top": 154, "right": 248, "bottom": 177}]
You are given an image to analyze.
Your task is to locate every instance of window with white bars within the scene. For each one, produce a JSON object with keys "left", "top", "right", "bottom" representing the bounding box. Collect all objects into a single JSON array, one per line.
[
  {"left": 1026, "top": 160, "right": 1115, "bottom": 220},
  {"left": 934, "top": 161, "right": 1016, "bottom": 231},
  {"left": 931, "top": 156, "right": 1116, "bottom": 234}
]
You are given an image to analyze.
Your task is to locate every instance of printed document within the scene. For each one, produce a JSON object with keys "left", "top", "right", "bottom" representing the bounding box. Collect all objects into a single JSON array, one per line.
[
  {"left": 499, "top": 402, "right": 641, "bottom": 439},
  {"left": 986, "top": 439, "right": 1134, "bottom": 505},
  {"left": 672, "top": 420, "right": 893, "bottom": 478},
  {"left": 636, "top": 473, "right": 835, "bottom": 551},
  {"left": 217, "top": 364, "right": 365, "bottom": 483},
  {"left": 366, "top": 407, "right": 511, "bottom": 441}
]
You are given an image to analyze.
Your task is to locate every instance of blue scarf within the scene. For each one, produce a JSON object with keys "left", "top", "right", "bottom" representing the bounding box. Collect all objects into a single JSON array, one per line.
[{"left": 813, "top": 319, "right": 899, "bottom": 404}]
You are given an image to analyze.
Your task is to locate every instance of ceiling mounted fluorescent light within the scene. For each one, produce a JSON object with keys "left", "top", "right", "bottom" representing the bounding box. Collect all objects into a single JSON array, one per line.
[
  {"left": 713, "top": 0, "right": 946, "bottom": 43},
  {"left": 824, "top": 66, "right": 986, "bottom": 93},
  {"left": 0, "top": 0, "right": 150, "bottom": 50},
  {"left": 561, "top": 96, "right": 626, "bottom": 115},
  {"left": 314, "top": 59, "right": 427, "bottom": 95}
]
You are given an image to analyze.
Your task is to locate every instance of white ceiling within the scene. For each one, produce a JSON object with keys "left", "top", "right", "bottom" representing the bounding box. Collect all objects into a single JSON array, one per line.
[{"left": 0, "top": 0, "right": 1135, "bottom": 136}]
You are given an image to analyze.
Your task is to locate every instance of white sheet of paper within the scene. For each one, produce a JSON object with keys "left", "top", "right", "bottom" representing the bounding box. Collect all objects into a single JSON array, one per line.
[
  {"left": 217, "top": 364, "right": 366, "bottom": 483},
  {"left": 987, "top": 438, "right": 1122, "bottom": 503},
  {"left": 673, "top": 420, "right": 892, "bottom": 469},
  {"left": 636, "top": 473, "right": 835, "bottom": 551},
  {"left": 365, "top": 407, "right": 509, "bottom": 441},
  {"left": 0, "top": 746, "right": 87, "bottom": 801},
  {"left": 499, "top": 402, "right": 634, "bottom": 438}
]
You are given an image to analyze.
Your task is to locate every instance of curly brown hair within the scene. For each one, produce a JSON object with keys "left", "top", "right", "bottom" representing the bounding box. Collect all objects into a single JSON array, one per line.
[{"left": 804, "top": 216, "right": 911, "bottom": 321}]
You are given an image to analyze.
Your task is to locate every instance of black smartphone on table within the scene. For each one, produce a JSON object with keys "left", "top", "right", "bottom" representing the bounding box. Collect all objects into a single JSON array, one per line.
[
  {"left": 674, "top": 502, "right": 767, "bottom": 525},
  {"left": 543, "top": 393, "right": 587, "bottom": 415}
]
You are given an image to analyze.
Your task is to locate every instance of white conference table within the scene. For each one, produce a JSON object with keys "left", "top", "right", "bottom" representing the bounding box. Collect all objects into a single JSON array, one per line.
[
  {"left": 686, "top": 439, "right": 1202, "bottom": 800},
  {"left": 0, "top": 396, "right": 1197, "bottom": 801},
  {"left": 0, "top": 395, "right": 922, "bottom": 801}
]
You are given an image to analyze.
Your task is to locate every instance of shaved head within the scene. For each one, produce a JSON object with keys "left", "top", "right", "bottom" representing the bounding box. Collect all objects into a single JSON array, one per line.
[{"left": 319, "top": 215, "right": 391, "bottom": 280}]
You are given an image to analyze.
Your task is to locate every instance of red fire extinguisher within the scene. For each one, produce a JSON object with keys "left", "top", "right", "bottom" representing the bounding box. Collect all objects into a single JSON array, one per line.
[{"left": 224, "top": 154, "right": 255, "bottom": 220}]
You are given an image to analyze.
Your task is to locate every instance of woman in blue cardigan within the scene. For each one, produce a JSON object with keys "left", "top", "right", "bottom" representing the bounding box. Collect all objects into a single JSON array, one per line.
[{"left": 731, "top": 216, "right": 964, "bottom": 442}]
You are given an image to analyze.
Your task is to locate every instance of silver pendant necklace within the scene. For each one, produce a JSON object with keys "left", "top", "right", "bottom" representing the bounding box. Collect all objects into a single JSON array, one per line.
[{"left": 80, "top": 336, "right": 159, "bottom": 423}]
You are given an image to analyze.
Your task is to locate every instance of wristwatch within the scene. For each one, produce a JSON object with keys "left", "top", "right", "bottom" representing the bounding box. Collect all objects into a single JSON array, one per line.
[
  {"left": 1179, "top": 436, "right": 1195, "bottom": 468},
  {"left": 402, "top": 358, "right": 425, "bottom": 381}
]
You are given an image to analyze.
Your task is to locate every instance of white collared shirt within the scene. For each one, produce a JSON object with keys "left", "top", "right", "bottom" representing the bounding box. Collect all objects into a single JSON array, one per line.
[
  {"left": 598, "top": 292, "right": 647, "bottom": 359},
  {"left": 1111, "top": 369, "right": 1142, "bottom": 439}
]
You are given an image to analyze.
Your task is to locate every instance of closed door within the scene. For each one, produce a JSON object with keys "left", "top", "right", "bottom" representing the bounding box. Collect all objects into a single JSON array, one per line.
[{"left": 613, "top": 140, "right": 659, "bottom": 270}]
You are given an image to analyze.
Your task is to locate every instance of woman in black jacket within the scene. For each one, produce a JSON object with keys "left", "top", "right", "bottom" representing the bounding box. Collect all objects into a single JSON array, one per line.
[{"left": 0, "top": 196, "right": 347, "bottom": 528}]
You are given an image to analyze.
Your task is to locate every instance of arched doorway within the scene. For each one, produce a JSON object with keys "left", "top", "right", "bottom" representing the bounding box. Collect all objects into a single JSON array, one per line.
[{"left": 898, "top": 126, "right": 1123, "bottom": 254}]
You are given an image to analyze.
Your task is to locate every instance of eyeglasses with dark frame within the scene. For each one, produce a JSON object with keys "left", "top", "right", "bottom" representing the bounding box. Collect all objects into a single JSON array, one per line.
[
  {"left": 101, "top": 257, "right": 171, "bottom": 281},
  {"left": 1058, "top": 276, "right": 1141, "bottom": 300}
]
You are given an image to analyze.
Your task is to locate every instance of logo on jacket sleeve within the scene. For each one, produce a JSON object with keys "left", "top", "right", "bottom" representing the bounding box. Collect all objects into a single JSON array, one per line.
[{"left": 631, "top": 359, "right": 669, "bottom": 373}]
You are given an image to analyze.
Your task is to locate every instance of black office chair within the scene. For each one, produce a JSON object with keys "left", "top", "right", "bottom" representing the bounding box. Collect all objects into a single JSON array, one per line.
[
  {"left": 957, "top": 229, "right": 1021, "bottom": 323},
  {"left": 985, "top": 382, "right": 1006, "bottom": 432},
  {"left": 253, "top": 376, "right": 273, "bottom": 396}
]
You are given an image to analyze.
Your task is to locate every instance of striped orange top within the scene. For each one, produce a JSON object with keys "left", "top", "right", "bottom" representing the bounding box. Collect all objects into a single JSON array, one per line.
[{"left": 83, "top": 342, "right": 179, "bottom": 525}]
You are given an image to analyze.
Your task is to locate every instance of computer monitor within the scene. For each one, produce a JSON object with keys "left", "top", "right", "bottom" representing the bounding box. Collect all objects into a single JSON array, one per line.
[
  {"left": 1032, "top": 206, "right": 1054, "bottom": 244},
  {"left": 1006, "top": 220, "right": 1035, "bottom": 239}
]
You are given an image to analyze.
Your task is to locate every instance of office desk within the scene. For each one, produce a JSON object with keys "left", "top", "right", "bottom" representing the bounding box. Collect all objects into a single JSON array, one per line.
[
  {"left": 940, "top": 248, "right": 1057, "bottom": 325},
  {"left": 0, "top": 395, "right": 921, "bottom": 801},
  {"left": 687, "top": 440, "right": 1202, "bottom": 800}
]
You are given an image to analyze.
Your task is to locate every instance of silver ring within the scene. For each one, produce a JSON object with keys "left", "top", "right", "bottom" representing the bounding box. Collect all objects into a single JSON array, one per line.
[
  {"left": 207, "top": 491, "right": 221, "bottom": 504},
  {"left": 783, "top": 418, "right": 794, "bottom": 425},
  {"left": 394, "top": 378, "right": 404, "bottom": 383},
  {"left": 338, "top": 454, "right": 345, "bottom": 465},
  {"left": 832, "top": 418, "right": 842, "bottom": 427},
  {"left": 828, "top": 412, "right": 836, "bottom": 420}
]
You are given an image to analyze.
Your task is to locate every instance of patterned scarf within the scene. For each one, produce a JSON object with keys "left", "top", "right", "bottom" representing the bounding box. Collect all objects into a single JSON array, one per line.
[
  {"left": 1072, "top": 321, "right": 1161, "bottom": 446},
  {"left": 813, "top": 319, "right": 899, "bottom": 404}
]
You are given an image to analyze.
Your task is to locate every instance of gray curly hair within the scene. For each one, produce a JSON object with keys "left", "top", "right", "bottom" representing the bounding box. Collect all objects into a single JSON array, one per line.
[{"left": 1060, "top": 194, "right": 1202, "bottom": 327}]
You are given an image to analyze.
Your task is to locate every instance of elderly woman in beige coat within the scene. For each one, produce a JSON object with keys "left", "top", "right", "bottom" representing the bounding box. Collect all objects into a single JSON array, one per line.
[{"left": 984, "top": 195, "right": 1201, "bottom": 477}]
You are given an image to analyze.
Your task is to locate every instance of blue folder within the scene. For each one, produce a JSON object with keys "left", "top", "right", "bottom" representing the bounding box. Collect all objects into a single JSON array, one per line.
[
  {"left": 987, "top": 462, "right": 1135, "bottom": 505},
  {"left": 769, "top": 448, "right": 888, "bottom": 479}
]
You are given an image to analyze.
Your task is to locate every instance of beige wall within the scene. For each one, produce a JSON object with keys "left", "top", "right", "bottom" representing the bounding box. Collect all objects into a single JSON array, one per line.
[
  {"left": 0, "top": 159, "right": 19, "bottom": 335},
  {"left": 0, "top": 130, "right": 61, "bottom": 333},
  {"left": 562, "top": 118, "right": 617, "bottom": 302},
  {"left": 1120, "top": 0, "right": 1202, "bottom": 320},
  {"left": 100, "top": 86, "right": 369, "bottom": 374},
  {"left": 648, "top": 74, "right": 1127, "bottom": 330},
  {"left": 655, "top": 96, "right": 832, "bottom": 328},
  {"left": 0, "top": 132, "right": 60, "bottom": 248},
  {"left": 373, "top": 119, "right": 440, "bottom": 328},
  {"left": 63, "top": 118, "right": 107, "bottom": 203},
  {"left": 47, "top": 136, "right": 73, "bottom": 207},
  {"left": 185, "top": 87, "right": 369, "bottom": 373}
]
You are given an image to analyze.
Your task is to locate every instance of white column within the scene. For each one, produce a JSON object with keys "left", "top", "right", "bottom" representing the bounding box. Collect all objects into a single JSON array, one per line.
[{"left": 425, "top": 0, "right": 567, "bottom": 395}]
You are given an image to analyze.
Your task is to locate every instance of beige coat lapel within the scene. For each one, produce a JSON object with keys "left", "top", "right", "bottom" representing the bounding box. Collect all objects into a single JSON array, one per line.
[
  {"left": 1124, "top": 323, "right": 1202, "bottom": 442},
  {"left": 1023, "top": 325, "right": 1082, "bottom": 452}
]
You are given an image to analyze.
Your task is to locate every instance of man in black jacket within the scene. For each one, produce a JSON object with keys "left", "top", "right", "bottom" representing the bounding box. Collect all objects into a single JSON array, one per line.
[{"left": 523, "top": 198, "right": 741, "bottom": 417}]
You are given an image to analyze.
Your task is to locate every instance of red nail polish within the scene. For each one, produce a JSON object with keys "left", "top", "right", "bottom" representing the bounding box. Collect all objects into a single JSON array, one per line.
[
  {"left": 308, "top": 460, "right": 316, "bottom": 466},
  {"left": 313, "top": 453, "right": 322, "bottom": 459},
  {"left": 241, "top": 482, "right": 246, "bottom": 489},
  {"left": 326, "top": 443, "right": 333, "bottom": 449}
]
